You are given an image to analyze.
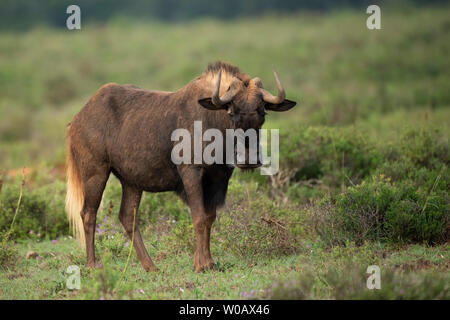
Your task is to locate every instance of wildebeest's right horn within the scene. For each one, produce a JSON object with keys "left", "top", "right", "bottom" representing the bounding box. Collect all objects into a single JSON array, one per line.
[
  {"left": 212, "top": 70, "right": 240, "bottom": 106},
  {"left": 260, "top": 68, "right": 286, "bottom": 105}
]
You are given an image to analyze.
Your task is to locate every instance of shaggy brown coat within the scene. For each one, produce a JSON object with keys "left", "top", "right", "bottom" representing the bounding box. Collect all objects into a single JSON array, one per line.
[{"left": 66, "top": 61, "right": 296, "bottom": 272}]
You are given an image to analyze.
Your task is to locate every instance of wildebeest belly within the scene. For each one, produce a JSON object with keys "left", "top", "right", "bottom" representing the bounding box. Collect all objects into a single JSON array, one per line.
[{"left": 110, "top": 152, "right": 180, "bottom": 192}]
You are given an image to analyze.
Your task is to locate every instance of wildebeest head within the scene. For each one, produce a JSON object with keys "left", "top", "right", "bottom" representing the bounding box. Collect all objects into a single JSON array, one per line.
[{"left": 198, "top": 66, "right": 297, "bottom": 169}]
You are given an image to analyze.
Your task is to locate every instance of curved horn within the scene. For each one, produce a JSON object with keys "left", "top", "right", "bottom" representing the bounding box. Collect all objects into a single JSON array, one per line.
[
  {"left": 212, "top": 70, "right": 240, "bottom": 106},
  {"left": 211, "top": 70, "right": 224, "bottom": 106},
  {"left": 260, "top": 67, "right": 286, "bottom": 105}
]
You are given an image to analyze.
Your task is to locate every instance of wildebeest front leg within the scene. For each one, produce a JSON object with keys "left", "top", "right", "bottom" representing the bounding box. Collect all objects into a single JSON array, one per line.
[
  {"left": 119, "top": 183, "right": 158, "bottom": 272},
  {"left": 179, "top": 167, "right": 215, "bottom": 272},
  {"left": 204, "top": 205, "right": 216, "bottom": 265}
]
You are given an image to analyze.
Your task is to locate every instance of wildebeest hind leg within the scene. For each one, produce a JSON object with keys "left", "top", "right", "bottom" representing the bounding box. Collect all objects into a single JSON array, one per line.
[
  {"left": 119, "top": 183, "right": 158, "bottom": 272},
  {"left": 81, "top": 168, "right": 109, "bottom": 268}
]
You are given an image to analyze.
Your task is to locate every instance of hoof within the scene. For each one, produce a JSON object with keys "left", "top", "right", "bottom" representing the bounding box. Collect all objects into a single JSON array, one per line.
[
  {"left": 194, "top": 260, "right": 215, "bottom": 273},
  {"left": 143, "top": 264, "right": 159, "bottom": 272}
]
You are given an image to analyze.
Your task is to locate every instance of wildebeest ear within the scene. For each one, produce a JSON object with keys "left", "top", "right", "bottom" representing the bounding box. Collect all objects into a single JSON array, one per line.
[
  {"left": 198, "top": 98, "right": 227, "bottom": 110},
  {"left": 265, "top": 99, "right": 296, "bottom": 112}
]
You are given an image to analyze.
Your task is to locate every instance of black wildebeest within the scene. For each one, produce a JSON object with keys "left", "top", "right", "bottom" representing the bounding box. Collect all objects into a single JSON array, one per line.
[{"left": 65, "top": 62, "right": 296, "bottom": 272}]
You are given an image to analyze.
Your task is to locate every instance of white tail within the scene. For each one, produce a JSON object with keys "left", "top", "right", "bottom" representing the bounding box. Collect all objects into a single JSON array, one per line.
[{"left": 65, "top": 131, "right": 85, "bottom": 247}]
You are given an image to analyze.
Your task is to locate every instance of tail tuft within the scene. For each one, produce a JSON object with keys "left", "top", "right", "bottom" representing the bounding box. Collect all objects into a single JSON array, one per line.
[{"left": 65, "top": 128, "right": 85, "bottom": 247}]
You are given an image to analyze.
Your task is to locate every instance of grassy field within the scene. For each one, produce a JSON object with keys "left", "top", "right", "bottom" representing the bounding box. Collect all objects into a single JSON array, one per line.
[{"left": 0, "top": 6, "right": 449, "bottom": 299}]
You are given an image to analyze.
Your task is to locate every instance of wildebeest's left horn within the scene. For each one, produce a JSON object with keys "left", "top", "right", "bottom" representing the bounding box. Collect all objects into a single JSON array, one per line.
[
  {"left": 212, "top": 70, "right": 240, "bottom": 106},
  {"left": 260, "top": 68, "right": 286, "bottom": 105}
]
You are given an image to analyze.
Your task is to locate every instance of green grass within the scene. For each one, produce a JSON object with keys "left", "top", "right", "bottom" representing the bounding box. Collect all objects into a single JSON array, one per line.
[
  {"left": 0, "top": 172, "right": 448, "bottom": 299},
  {"left": 0, "top": 6, "right": 449, "bottom": 299},
  {"left": 1, "top": 237, "right": 448, "bottom": 299}
]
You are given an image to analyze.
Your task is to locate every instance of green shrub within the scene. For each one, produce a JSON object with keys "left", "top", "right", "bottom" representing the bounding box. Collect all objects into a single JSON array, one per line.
[
  {"left": 386, "top": 188, "right": 448, "bottom": 244},
  {"left": 268, "top": 265, "right": 450, "bottom": 300},
  {"left": 273, "top": 126, "right": 448, "bottom": 205},
  {"left": 399, "top": 128, "right": 449, "bottom": 170},
  {"left": 155, "top": 180, "right": 309, "bottom": 260},
  {"left": 314, "top": 175, "right": 449, "bottom": 245},
  {"left": 0, "top": 183, "right": 46, "bottom": 239},
  {"left": 378, "top": 128, "right": 449, "bottom": 183},
  {"left": 37, "top": 181, "right": 70, "bottom": 239},
  {"left": 0, "top": 232, "right": 19, "bottom": 270},
  {"left": 213, "top": 181, "right": 307, "bottom": 260},
  {"left": 277, "top": 126, "right": 381, "bottom": 201},
  {"left": 0, "top": 182, "right": 69, "bottom": 240},
  {"left": 139, "top": 192, "right": 189, "bottom": 222},
  {"left": 215, "top": 207, "right": 299, "bottom": 260}
]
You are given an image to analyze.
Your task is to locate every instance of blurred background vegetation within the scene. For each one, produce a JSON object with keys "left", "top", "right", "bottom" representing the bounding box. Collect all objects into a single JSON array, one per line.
[
  {"left": 0, "top": 0, "right": 449, "bottom": 168},
  {"left": 0, "top": 0, "right": 448, "bottom": 299},
  {"left": 1, "top": 0, "right": 447, "bottom": 29}
]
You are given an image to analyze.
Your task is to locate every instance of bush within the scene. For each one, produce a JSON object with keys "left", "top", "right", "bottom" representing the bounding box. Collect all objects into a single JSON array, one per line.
[
  {"left": 378, "top": 128, "right": 449, "bottom": 183},
  {"left": 268, "top": 265, "right": 450, "bottom": 300},
  {"left": 399, "top": 128, "right": 449, "bottom": 170},
  {"left": 0, "top": 232, "right": 19, "bottom": 270},
  {"left": 139, "top": 192, "right": 189, "bottom": 222},
  {"left": 213, "top": 180, "right": 307, "bottom": 260},
  {"left": 215, "top": 206, "right": 299, "bottom": 260},
  {"left": 313, "top": 175, "right": 449, "bottom": 245},
  {"left": 156, "top": 180, "right": 309, "bottom": 261},
  {"left": 310, "top": 127, "right": 449, "bottom": 246},
  {"left": 273, "top": 126, "right": 449, "bottom": 205},
  {"left": 275, "top": 126, "right": 382, "bottom": 202},
  {"left": 0, "top": 182, "right": 69, "bottom": 240}
]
